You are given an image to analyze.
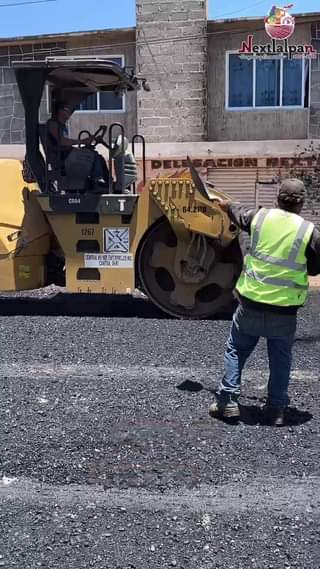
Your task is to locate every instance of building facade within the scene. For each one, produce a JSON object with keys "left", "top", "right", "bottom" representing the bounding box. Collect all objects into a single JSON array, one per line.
[{"left": 0, "top": 3, "right": 319, "bottom": 145}]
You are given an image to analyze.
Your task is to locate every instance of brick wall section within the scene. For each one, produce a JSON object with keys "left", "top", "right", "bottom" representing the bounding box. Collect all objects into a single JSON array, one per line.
[
  {"left": 310, "top": 23, "right": 320, "bottom": 139},
  {"left": 0, "top": 42, "right": 65, "bottom": 144},
  {"left": 136, "top": 0, "right": 208, "bottom": 142}
]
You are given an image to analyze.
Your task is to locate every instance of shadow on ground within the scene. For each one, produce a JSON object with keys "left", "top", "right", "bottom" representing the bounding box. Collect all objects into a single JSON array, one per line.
[
  {"left": 295, "top": 335, "right": 320, "bottom": 343},
  {"left": 238, "top": 404, "right": 313, "bottom": 427},
  {"left": 176, "top": 380, "right": 313, "bottom": 428},
  {"left": 0, "top": 292, "right": 234, "bottom": 321}
]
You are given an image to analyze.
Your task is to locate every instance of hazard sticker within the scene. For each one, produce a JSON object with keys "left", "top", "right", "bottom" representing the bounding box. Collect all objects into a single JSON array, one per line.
[{"left": 104, "top": 228, "right": 130, "bottom": 253}]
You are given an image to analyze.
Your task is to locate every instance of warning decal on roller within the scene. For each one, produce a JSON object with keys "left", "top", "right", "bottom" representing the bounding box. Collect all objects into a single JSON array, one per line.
[
  {"left": 84, "top": 253, "right": 134, "bottom": 269},
  {"left": 104, "top": 228, "right": 130, "bottom": 253}
]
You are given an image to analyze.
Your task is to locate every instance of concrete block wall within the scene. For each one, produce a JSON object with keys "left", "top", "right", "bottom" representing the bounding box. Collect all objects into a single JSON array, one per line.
[
  {"left": 66, "top": 31, "right": 137, "bottom": 141},
  {"left": 0, "top": 42, "right": 65, "bottom": 144},
  {"left": 208, "top": 23, "right": 310, "bottom": 142},
  {"left": 136, "top": 0, "right": 208, "bottom": 142},
  {"left": 310, "top": 23, "right": 320, "bottom": 139}
]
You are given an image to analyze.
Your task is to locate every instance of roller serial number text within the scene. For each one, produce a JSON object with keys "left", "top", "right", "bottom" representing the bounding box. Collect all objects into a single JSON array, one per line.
[
  {"left": 182, "top": 206, "right": 207, "bottom": 213},
  {"left": 81, "top": 228, "right": 95, "bottom": 236}
]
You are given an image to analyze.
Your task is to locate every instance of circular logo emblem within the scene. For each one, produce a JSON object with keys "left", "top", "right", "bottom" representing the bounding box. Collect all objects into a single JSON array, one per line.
[{"left": 265, "top": 5, "right": 295, "bottom": 40}]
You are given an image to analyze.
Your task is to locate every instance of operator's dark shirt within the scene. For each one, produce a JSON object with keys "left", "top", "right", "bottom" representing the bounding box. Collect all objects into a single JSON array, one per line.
[
  {"left": 46, "top": 119, "right": 71, "bottom": 161},
  {"left": 227, "top": 204, "right": 320, "bottom": 314}
]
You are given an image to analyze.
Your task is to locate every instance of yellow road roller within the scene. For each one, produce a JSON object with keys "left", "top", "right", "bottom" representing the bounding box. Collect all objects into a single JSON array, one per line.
[{"left": 0, "top": 58, "right": 242, "bottom": 319}]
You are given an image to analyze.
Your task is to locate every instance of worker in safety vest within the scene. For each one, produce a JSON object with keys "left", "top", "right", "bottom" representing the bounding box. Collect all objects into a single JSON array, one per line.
[{"left": 209, "top": 178, "right": 320, "bottom": 426}]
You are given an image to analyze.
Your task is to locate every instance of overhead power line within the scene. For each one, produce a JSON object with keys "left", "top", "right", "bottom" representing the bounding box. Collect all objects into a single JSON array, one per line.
[
  {"left": 214, "top": 0, "right": 268, "bottom": 20},
  {"left": 0, "top": 0, "right": 56, "bottom": 7},
  {"left": 7, "top": 23, "right": 268, "bottom": 61}
]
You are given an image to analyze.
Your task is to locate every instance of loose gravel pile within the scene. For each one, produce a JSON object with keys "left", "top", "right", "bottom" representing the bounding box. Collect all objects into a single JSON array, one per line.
[{"left": 0, "top": 287, "right": 319, "bottom": 568}]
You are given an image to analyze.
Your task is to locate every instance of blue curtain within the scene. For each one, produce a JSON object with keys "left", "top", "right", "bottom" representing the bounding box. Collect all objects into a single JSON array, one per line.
[
  {"left": 228, "top": 54, "right": 253, "bottom": 108},
  {"left": 283, "top": 59, "right": 303, "bottom": 106},
  {"left": 256, "top": 59, "right": 280, "bottom": 107}
]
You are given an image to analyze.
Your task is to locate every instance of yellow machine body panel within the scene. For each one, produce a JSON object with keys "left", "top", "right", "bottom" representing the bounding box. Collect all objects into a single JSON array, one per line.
[
  {"left": 36, "top": 187, "right": 162, "bottom": 294},
  {"left": 147, "top": 176, "right": 237, "bottom": 245},
  {"left": 34, "top": 176, "right": 238, "bottom": 299},
  {"left": 0, "top": 159, "right": 241, "bottom": 318},
  {"left": 0, "top": 159, "right": 51, "bottom": 291}
]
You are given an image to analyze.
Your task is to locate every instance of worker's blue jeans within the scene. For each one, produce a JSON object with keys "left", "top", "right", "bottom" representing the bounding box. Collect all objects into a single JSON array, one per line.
[{"left": 219, "top": 303, "right": 297, "bottom": 408}]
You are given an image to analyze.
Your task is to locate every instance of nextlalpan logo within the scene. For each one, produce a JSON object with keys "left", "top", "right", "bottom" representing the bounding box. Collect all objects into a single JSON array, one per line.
[
  {"left": 239, "top": 4, "right": 317, "bottom": 59},
  {"left": 265, "top": 4, "right": 295, "bottom": 40}
]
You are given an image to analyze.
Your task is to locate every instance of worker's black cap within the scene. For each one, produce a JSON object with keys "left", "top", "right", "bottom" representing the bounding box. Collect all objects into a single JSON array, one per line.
[{"left": 277, "top": 178, "right": 306, "bottom": 204}]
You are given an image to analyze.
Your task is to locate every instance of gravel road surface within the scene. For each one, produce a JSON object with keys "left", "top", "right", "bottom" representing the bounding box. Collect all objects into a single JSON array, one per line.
[{"left": 0, "top": 287, "right": 319, "bottom": 568}]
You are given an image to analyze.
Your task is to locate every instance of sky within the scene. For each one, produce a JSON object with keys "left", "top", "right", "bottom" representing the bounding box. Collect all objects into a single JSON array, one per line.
[{"left": 0, "top": 0, "right": 319, "bottom": 38}]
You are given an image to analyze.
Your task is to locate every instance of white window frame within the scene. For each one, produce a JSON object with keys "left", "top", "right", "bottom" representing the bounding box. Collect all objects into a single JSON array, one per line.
[
  {"left": 46, "top": 54, "right": 126, "bottom": 115},
  {"left": 225, "top": 50, "right": 309, "bottom": 111}
]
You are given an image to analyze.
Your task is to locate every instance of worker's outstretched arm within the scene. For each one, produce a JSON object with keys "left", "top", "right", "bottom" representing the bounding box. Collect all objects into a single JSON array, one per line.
[
  {"left": 306, "top": 227, "right": 320, "bottom": 275},
  {"left": 220, "top": 201, "right": 258, "bottom": 234}
]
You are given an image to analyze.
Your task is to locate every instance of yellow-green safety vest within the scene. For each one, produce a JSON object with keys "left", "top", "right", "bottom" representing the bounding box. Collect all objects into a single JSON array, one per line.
[{"left": 236, "top": 208, "right": 314, "bottom": 307}]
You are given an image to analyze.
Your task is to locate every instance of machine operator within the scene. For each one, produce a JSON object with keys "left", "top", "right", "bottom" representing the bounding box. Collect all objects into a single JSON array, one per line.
[
  {"left": 46, "top": 103, "right": 110, "bottom": 187},
  {"left": 209, "top": 178, "right": 320, "bottom": 427}
]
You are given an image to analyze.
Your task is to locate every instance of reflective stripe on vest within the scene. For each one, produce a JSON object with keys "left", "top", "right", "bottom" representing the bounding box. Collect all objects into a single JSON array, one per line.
[
  {"left": 249, "top": 209, "right": 313, "bottom": 272},
  {"left": 244, "top": 268, "right": 309, "bottom": 290}
]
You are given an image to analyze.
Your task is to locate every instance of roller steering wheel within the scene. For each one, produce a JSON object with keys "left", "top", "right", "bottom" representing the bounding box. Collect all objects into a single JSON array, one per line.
[
  {"left": 93, "top": 125, "right": 108, "bottom": 144},
  {"left": 78, "top": 130, "right": 92, "bottom": 148},
  {"left": 78, "top": 126, "right": 108, "bottom": 148}
]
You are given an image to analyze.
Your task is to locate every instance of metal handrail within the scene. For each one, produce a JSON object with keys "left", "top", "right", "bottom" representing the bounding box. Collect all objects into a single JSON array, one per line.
[
  {"left": 108, "top": 123, "right": 125, "bottom": 194},
  {"left": 131, "top": 134, "right": 146, "bottom": 193}
]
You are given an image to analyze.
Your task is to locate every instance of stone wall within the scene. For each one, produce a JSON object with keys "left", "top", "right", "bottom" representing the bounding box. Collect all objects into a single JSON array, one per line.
[
  {"left": 136, "top": 0, "right": 208, "bottom": 142},
  {"left": 310, "top": 23, "right": 320, "bottom": 139},
  {"left": 0, "top": 42, "right": 65, "bottom": 144}
]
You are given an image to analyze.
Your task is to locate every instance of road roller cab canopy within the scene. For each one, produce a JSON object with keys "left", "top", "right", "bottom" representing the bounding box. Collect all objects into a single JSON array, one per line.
[{"left": 13, "top": 58, "right": 146, "bottom": 192}]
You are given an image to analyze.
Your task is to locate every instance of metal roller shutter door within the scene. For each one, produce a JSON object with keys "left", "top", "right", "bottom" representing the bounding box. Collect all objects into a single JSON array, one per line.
[
  {"left": 256, "top": 168, "right": 279, "bottom": 208},
  {"left": 207, "top": 168, "right": 281, "bottom": 208},
  {"left": 207, "top": 168, "right": 279, "bottom": 209},
  {"left": 256, "top": 183, "right": 279, "bottom": 209},
  {"left": 207, "top": 167, "right": 320, "bottom": 227},
  {"left": 207, "top": 168, "right": 257, "bottom": 208}
]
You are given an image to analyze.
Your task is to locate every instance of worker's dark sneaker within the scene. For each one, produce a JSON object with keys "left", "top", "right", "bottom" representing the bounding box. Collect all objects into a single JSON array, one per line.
[
  {"left": 263, "top": 405, "right": 286, "bottom": 427},
  {"left": 209, "top": 393, "right": 240, "bottom": 420}
]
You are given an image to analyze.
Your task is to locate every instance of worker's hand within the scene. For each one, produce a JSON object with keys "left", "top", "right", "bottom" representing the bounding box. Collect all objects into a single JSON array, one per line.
[{"left": 218, "top": 200, "right": 231, "bottom": 212}]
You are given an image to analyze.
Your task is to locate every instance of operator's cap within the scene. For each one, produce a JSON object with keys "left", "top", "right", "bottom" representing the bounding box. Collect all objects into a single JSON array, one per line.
[{"left": 278, "top": 178, "right": 306, "bottom": 204}]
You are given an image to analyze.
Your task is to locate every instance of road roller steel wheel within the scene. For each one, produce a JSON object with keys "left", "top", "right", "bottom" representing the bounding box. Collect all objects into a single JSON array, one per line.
[{"left": 137, "top": 218, "right": 242, "bottom": 319}]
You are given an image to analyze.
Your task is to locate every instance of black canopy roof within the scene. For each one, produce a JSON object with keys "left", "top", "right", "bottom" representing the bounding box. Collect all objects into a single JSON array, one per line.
[
  {"left": 13, "top": 58, "right": 141, "bottom": 107},
  {"left": 12, "top": 58, "right": 145, "bottom": 191}
]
